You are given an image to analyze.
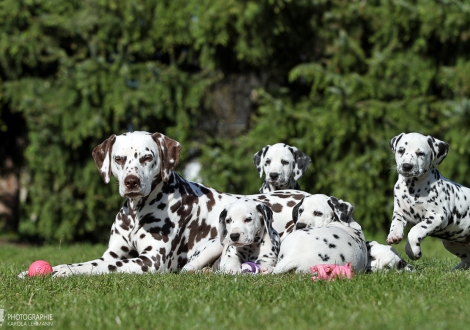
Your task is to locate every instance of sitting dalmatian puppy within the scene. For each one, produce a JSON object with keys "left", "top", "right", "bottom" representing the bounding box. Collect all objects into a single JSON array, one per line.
[
  {"left": 253, "top": 143, "right": 311, "bottom": 193},
  {"left": 387, "top": 132, "right": 470, "bottom": 269},
  {"left": 273, "top": 194, "right": 413, "bottom": 273},
  {"left": 217, "top": 199, "right": 280, "bottom": 274}
]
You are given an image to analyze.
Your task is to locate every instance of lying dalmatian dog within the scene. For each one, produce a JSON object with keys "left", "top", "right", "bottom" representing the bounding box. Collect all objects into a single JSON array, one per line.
[
  {"left": 273, "top": 194, "right": 413, "bottom": 273},
  {"left": 273, "top": 194, "right": 368, "bottom": 273},
  {"left": 216, "top": 199, "right": 280, "bottom": 274},
  {"left": 387, "top": 132, "right": 470, "bottom": 269},
  {"left": 253, "top": 143, "right": 311, "bottom": 193},
  {"left": 18, "top": 131, "right": 309, "bottom": 277}
]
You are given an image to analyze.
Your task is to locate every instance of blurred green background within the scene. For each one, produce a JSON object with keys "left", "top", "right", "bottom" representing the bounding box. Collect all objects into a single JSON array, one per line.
[{"left": 1, "top": 0, "right": 470, "bottom": 243}]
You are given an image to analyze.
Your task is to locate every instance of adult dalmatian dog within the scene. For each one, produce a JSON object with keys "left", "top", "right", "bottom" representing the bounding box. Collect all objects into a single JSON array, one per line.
[
  {"left": 216, "top": 199, "right": 280, "bottom": 274},
  {"left": 387, "top": 132, "right": 470, "bottom": 269},
  {"left": 273, "top": 194, "right": 413, "bottom": 273},
  {"left": 18, "top": 131, "right": 309, "bottom": 277},
  {"left": 253, "top": 143, "right": 311, "bottom": 193}
]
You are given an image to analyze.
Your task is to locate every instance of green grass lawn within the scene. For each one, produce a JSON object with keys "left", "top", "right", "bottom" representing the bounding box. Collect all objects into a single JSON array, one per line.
[{"left": 0, "top": 236, "right": 469, "bottom": 330}]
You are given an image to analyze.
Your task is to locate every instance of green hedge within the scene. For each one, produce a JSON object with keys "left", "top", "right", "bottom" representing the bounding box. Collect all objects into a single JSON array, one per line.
[{"left": 1, "top": 0, "right": 470, "bottom": 241}]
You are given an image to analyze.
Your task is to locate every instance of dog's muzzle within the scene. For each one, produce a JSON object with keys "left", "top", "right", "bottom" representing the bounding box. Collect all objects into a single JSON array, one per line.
[
  {"left": 123, "top": 175, "right": 144, "bottom": 197},
  {"left": 398, "top": 163, "right": 419, "bottom": 177}
]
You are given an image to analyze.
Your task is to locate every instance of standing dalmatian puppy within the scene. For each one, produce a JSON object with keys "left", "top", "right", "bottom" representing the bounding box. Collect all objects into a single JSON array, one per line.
[
  {"left": 253, "top": 143, "right": 311, "bottom": 193},
  {"left": 18, "top": 131, "right": 309, "bottom": 277},
  {"left": 273, "top": 195, "right": 413, "bottom": 273},
  {"left": 217, "top": 199, "right": 280, "bottom": 274},
  {"left": 387, "top": 132, "right": 470, "bottom": 269}
]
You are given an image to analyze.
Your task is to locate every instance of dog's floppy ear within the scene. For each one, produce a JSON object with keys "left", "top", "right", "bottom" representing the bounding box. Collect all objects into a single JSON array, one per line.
[
  {"left": 253, "top": 145, "right": 270, "bottom": 178},
  {"left": 218, "top": 208, "right": 228, "bottom": 244},
  {"left": 256, "top": 203, "right": 274, "bottom": 235},
  {"left": 427, "top": 136, "right": 449, "bottom": 166},
  {"left": 389, "top": 133, "right": 405, "bottom": 154},
  {"left": 92, "top": 134, "right": 117, "bottom": 184},
  {"left": 289, "top": 146, "right": 312, "bottom": 180},
  {"left": 327, "top": 196, "right": 354, "bottom": 225},
  {"left": 152, "top": 133, "right": 182, "bottom": 182},
  {"left": 292, "top": 198, "right": 305, "bottom": 225}
]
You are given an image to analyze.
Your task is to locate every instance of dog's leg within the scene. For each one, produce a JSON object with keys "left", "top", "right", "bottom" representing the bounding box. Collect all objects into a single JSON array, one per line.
[
  {"left": 387, "top": 212, "right": 407, "bottom": 244},
  {"left": 181, "top": 239, "right": 224, "bottom": 272},
  {"left": 405, "top": 215, "right": 446, "bottom": 260},
  {"left": 18, "top": 219, "right": 170, "bottom": 278},
  {"left": 219, "top": 246, "right": 243, "bottom": 274},
  {"left": 442, "top": 239, "right": 470, "bottom": 270}
]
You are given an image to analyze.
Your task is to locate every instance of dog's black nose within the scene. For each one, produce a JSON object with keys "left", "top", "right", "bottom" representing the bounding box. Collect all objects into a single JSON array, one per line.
[
  {"left": 296, "top": 223, "right": 307, "bottom": 230},
  {"left": 125, "top": 175, "right": 141, "bottom": 189},
  {"left": 230, "top": 233, "right": 240, "bottom": 241},
  {"left": 402, "top": 163, "right": 413, "bottom": 172},
  {"left": 270, "top": 173, "right": 279, "bottom": 179}
]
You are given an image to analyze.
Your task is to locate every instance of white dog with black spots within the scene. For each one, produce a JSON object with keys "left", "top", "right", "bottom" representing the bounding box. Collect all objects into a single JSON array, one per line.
[
  {"left": 274, "top": 194, "right": 413, "bottom": 273},
  {"left": 253, "top": 143, "right": 311, "bottom": 193},
  {"left": 217, "top": 199, "right": 280, "bottom": 274},
  {"left": 387, "top": 132, "right": 470, "bottom": 269}
]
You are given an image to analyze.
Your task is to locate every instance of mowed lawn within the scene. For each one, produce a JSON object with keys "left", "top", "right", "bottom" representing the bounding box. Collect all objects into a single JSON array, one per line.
[{"left": 1, "top": 236, "right": 469, "bottom": 330}]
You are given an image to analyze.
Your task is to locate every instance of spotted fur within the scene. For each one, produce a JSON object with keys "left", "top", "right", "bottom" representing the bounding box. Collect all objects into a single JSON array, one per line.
[
  {"left": 216, "top": 200, "right": 280, "bottom": 274},
  {"left": 18, "top": 131, "right": 309, "bottom": 277},
  {"left": 387, "top": 132, "right": 470, "bottom": 269},
  {"left": 274, "top": 194, "right": 412, "bottom": 273},
  {"left": 253, "top": 143, "right": 311, "bottom": 193}
]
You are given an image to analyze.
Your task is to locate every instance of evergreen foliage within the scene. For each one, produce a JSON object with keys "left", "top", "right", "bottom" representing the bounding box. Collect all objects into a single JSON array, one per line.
[{"left": 1, "top": 0, "right": 470, "bottom": 241}]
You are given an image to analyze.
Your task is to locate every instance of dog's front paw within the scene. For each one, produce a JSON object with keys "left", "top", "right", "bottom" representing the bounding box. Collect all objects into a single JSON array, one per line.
[
  {"left": 259, "top": 266, "right": 273, "bottom": 274},
  {"left": 52, "top": 266, "right": 75, "bottom": 277},
  {"left": 405, "top": 239, "right": 422, "bottom": 260},
  {"left": 17, "top": 270, "right": 28, "bottom": 279},
  {"left": 386, "top": 233, "right": 403, "bottom": 245},
  {"left": 181, "top": 264, "right": 197, "bottom": 273}
]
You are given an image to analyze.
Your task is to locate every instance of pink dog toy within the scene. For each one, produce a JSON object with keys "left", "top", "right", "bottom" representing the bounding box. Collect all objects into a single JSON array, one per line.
[{"left": 310, "top": 263, "right": 354, "bottom": 281}]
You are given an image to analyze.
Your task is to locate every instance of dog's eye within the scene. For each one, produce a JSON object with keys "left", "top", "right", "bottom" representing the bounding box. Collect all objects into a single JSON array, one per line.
[
  {"left": 416, "top": 151, "right": 425, "bottom": 157},
  {"left": 225, "top": 219, "right": 231, "bottom": 224},
  {"left": 265, "top": 160, "right": 271, "bottom": 165},
  {"left": 114, "top": 156, "right": 126, "bottom": 165},
  {"left": 298, "top": 208, "right": 303, "bottom": 214},
  {"left": 314, "top": 211, "right": 323, "bottom": 216},
  {"left": 245, "top": 217, "right": 252, "bottom": 223},
  {"left": 398, "top": 148, "right": 405, "bottom": 155},
  {"left": 281, "top": 160, "right": 289, "bottom": 166},
  {"left": 141, "top": 155, "right": 153, "bottom": 163}
]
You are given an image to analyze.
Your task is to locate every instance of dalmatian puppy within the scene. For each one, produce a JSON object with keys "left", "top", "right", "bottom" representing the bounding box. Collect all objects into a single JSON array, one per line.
[
  {"left": 253, "top": 143, "right": 311, "bottom": 193},
  {"left": 18, "top": 131, "right": 309, "bottom": 277},
  {"left": 217, "top": 199, "right": 280, "bottom": 274},
  {"left": 387, "top": 132, "right": 470, "bottom": 269},
  {"left": 273, "top": 194, "right": 413, "bottom": 273},
  {"left": 273, "top": 194, "right": 368, "bottom": 273}
]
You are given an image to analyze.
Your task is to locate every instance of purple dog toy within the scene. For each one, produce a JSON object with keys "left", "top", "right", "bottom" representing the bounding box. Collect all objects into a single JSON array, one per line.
[{"left": 241, "top": 262, "right": 261, "bottom": 274}]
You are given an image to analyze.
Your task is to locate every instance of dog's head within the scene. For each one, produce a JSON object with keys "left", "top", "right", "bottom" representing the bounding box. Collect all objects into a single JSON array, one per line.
[
  {"left": 92, "top": 131, "right": 182, "bottom": 198},
  {"left": 253, "top": 143, "right": 311, "bottom": 188},
  {"left": 390, "top": 132, "right": 449, "bottom": 178},
  {"left": 218, "top": 199, "right": 274, "bottom": 247},
  {"left": 292, "top": 194, "right": 354, "bottom": 230}
]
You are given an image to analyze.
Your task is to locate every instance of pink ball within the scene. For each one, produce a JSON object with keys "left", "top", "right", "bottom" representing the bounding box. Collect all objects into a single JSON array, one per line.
[{"left": 28, "top": 260, "right": 53, "bottom": 277}]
